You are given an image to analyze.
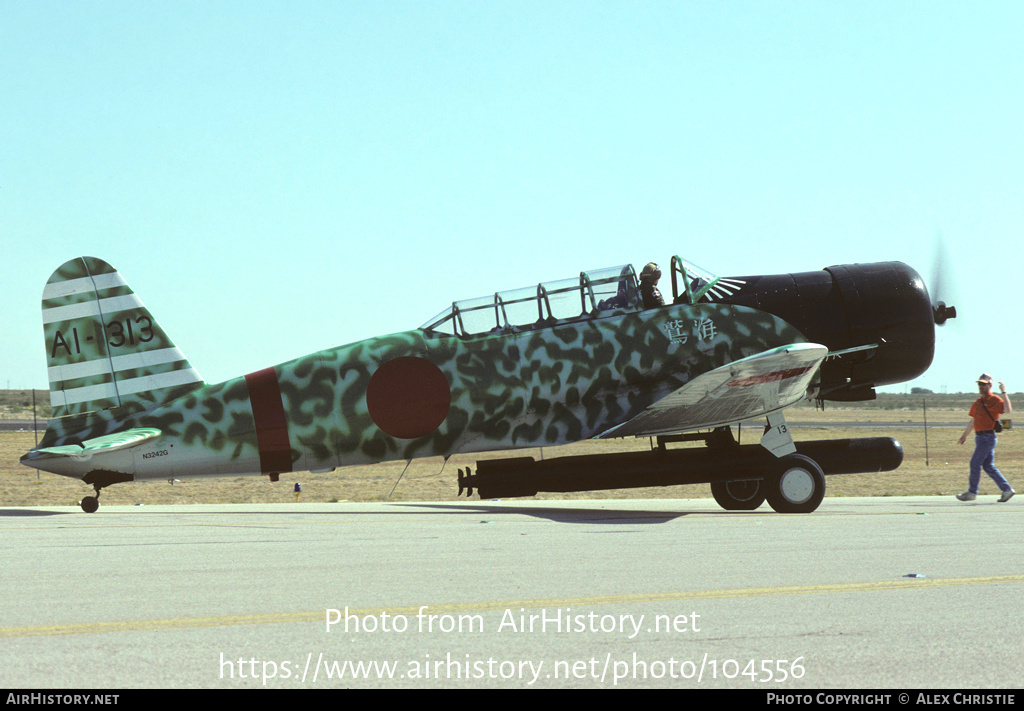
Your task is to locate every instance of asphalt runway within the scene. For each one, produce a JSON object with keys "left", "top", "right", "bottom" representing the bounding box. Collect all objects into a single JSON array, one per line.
[{"left": 1, "top": 497, "right": 1021, "bottom": 689}]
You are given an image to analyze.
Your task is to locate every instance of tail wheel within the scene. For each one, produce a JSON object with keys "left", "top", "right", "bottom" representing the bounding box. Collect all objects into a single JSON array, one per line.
[
  {"left": 710, "top": 479, "right": 766, "bottom": 510},
  {"left": 765, "top": 454, "right": 825, "bottom": 513}
]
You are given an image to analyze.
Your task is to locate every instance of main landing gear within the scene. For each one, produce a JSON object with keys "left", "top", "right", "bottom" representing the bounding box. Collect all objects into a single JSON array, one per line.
[
  {"left": 709, "top": 412, "right": 827, "bottom": 513},
  {"left": 764, "top": 452, "right": 826, "bottom": 513},
  {"left": 761, "top": 411, "right": 826, "bottom": 513},
  {"left": 710, "top": 479, "right": 766, "bottom": 510},
  {"left": 710, "top": 454, "right": 826, "bottom": 513}
]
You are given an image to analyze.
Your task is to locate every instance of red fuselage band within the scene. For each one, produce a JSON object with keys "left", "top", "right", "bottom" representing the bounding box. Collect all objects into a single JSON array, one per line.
[{"left": 244, "top": 367, "right": 293, "bottom": 475}]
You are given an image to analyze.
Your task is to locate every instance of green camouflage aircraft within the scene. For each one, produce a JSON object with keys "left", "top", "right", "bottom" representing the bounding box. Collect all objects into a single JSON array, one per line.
[{"left": 22, "top": 256, "right": 951, "bottom": 513}]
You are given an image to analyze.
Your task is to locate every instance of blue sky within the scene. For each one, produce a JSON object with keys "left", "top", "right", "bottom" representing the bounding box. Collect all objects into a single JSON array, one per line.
[{"left": 2, "top": 1, "right": 1022, "bottom": 394}]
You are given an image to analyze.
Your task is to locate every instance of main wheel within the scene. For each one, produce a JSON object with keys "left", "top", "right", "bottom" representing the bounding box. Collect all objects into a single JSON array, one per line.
[
  {"left": 765, "top": 454, "right": 825, "bottom": 513},
  {"left": 710, "top": 479, "right": 766, "bottom": 510},
  {"left": 81, "top": 496, "right": 100, "bottom": 513}
]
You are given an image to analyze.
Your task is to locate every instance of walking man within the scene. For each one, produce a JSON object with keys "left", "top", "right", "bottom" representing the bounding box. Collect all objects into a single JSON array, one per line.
[{"left": 957, "top": 374, "right": 1015, "bottom": 502}]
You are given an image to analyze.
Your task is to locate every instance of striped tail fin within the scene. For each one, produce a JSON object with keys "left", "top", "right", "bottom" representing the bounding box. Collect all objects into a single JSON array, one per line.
[{"left": 42, "top": 257, "right": 205, "bottom": 418}]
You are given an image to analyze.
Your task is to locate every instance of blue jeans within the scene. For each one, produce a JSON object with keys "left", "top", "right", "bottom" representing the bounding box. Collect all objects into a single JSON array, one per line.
[{"left": 969, "top": 431, "right": 1011, "bottom": 494}]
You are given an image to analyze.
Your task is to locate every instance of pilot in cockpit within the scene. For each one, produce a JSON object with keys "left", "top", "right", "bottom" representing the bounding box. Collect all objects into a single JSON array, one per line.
[{"left": 640, "top": 262, "right": 665, "bottom": 309}]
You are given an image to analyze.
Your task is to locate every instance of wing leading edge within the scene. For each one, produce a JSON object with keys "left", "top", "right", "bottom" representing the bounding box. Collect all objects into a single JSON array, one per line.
[{"left": 599, "top": 343, "right": 828, "bottom": 439}]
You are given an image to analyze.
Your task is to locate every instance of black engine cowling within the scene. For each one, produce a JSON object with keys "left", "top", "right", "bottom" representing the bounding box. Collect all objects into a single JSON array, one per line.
[{"left": 713, "top": 261, "right": 936, "bottom": 401}]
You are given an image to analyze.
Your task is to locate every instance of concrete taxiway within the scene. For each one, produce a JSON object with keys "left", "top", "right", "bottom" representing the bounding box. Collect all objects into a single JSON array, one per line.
[{"left": 1, "top": 497, "right": 1021, "bottom": 689}]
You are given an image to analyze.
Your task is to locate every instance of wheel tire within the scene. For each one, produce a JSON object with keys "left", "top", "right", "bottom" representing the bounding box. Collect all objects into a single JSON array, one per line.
[
  {"left": 765, "top": 454, "right": 825, "bottom": 513},
  {"left": 81, "top": 496, "right": 99, "bottom": 513},
  {"left": 711, "top": 479, "right": 766, "bottom": 510}
]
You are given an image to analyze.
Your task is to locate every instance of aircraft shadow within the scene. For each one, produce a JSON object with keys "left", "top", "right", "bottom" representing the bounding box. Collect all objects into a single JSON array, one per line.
[
  {"left": 0, "top": 503, "right": 770, "bottom": 523},
  {"left": 0, "top": 508, "right": 71, "bottom": 517},
  {"left": 397, "top": 502, "right": 715, "bottom": 524}
]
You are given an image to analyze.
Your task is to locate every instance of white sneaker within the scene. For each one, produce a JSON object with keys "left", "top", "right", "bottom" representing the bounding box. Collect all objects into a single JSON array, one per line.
[
  {"left": 998, "top": 489, "right": 1015, "bottom": 503},
  {"left": 956, "top": 491, "right": 977, "bottom": 501}
]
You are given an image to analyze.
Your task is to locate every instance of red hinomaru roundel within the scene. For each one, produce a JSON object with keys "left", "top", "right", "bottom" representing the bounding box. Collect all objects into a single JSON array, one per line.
[{"left": 366, "top": 356, "right": 451, "bottom": 439}]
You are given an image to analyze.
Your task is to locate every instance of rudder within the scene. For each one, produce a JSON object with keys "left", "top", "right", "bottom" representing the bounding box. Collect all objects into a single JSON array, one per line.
[{"left": 42, "top": 256, "right": 205, "bottom": 418}]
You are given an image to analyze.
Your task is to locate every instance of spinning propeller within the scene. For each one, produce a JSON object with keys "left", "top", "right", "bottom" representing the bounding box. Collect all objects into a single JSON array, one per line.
[{"left": 930, "top": 235, "right": 957, "bottom": 326}]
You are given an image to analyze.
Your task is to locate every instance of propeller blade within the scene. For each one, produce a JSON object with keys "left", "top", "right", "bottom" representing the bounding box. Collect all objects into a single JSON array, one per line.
[{"left": 930, "top": 232, "right": 957, "bottom": 325}]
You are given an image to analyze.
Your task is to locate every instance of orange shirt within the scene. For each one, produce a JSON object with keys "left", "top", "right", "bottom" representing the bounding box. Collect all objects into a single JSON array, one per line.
[{"left": 969, "top": 394, "right": 1004, "bottom": 431}]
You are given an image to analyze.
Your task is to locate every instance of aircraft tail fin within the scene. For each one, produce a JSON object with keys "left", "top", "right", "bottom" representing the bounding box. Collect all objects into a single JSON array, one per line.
[{"left": 42, "top": 257, "right": 205, "bottom": 419}]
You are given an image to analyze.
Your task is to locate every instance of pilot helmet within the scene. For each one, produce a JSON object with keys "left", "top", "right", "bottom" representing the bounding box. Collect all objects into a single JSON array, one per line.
[{"left": 640, "top": 262, "right": 661, "bottom": 283}]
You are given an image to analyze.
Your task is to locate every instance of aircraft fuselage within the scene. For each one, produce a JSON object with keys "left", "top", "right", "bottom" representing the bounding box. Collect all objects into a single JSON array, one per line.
[{"left": 29, "top": 302, "right": 804, "bottom": 482}]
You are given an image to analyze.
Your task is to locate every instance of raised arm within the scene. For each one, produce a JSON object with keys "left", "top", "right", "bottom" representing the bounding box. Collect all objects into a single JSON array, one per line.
[{"left": 1000, "top": 382, "right": 1012, "bottom": 413}]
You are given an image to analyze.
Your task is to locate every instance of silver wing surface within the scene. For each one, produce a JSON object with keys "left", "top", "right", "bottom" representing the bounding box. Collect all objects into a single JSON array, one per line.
[{"left": 600, "top": 343, "right": 828, "bottom": 438}]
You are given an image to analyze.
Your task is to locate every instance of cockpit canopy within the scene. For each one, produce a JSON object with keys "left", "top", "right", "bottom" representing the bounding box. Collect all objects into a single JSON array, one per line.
[
  {"left": 420, "top": 265, "right": 641, "bottom": 337},
  {"left": 420, "top": 256, "right": 738, "bottom": 338}
]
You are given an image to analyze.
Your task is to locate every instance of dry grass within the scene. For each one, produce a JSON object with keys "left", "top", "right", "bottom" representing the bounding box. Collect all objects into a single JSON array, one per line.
[{"left": 3, "top": 405, "right": 1018, "bottom": 507}]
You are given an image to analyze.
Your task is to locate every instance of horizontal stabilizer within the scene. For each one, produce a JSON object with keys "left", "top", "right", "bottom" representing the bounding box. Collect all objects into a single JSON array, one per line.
[
  {"left": 32, "top": 427, "right": 162, "bottom": 461},
  {"left": 600, "top": 343, "right": 827, "bottom": 438}
]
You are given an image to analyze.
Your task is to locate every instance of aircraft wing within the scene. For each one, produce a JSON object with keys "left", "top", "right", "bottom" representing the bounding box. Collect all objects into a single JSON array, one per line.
[
  {"left": 599, "top": 343, "right": 828, "bottom": 439},
  {"left": 31, "top": 427, "right": 162, "bottom": 461}
]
